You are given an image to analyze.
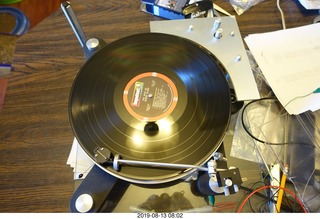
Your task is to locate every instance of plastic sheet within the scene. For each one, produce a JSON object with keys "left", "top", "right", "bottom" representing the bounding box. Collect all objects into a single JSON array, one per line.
[
  {"left": 230, "top": 99, "right": 284, "bottom": 164},
  {"left": 229, "top": 0, "right": 265, "bottom": 15},
  {"left": 231, "top": 100, "right": 320, "bottom": 211},
  {"left": 259, "top": 111, "right": 320, "bottom": 212},
  {"left": 230, "top": 49, "right": 320, "bottom": 212},
  {"left": 230, "top": 50, "right": 276, "bottom": 164}
]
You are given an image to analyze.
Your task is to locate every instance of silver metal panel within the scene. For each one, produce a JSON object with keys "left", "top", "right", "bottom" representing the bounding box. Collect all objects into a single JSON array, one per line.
[{"left": 150, "top": 17, "right": 260, "bottom": 101}]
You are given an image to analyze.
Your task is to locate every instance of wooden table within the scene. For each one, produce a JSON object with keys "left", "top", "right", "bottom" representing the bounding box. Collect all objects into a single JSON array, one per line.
[{"left": 0, "top": 0, "right": 318, "bottom": 212}]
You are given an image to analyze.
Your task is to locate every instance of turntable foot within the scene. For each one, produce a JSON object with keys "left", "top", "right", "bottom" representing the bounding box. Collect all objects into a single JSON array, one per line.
[
  {"left": 75, "top": 194, "right": 94, "bottom": 213},
  {"left": 70, "top": 165, "right": 129, "bottom": 212}
]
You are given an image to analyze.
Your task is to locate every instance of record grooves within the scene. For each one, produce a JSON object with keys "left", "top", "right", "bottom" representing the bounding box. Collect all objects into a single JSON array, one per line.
[{"left": 69, "top": 33, "right": 231, "bottom": 184}]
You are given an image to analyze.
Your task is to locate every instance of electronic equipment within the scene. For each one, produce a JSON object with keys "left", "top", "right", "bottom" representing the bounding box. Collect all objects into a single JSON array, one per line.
[
  {"left": 61, "top": 1, "right": 244, "bottom": 212},
  {"left": 140, "top": 0, "right": 215, "bottom": 19},
  {"left": 140, "top": 0, "right": 189, "bottom": 19}
]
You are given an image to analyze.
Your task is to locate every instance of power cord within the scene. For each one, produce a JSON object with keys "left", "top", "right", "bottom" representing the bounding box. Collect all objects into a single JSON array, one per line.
[
  {"left": 236, "top": 185, "right": 308, "bottom": 212},
  {"left": 313, "top": 87, "right": 320, "bottom": 93},
  {"left": 283, "top": 88, "right": 320, "bottom": 110},
  {"left": 239, "top": 90, "right": 320, "bottom": 212},
  {"left": 241, "top": 97, "right": 283, "bottom": 145},
  {"left": 276, "top": 0, "right": 286, "bottom": 29},
  {"left": 241, "top": 87, "right": 320, "bottom": 145}
]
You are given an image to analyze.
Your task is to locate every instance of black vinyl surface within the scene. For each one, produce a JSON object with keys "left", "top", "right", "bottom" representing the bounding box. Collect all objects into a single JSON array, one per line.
[{"left": 69, "top": 33, "right": 231, "bottom": 183}]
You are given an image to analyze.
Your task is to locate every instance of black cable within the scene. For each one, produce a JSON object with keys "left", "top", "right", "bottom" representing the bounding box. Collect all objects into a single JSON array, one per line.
[
  {"left": 241, "top": 98, "right": 289, "bottom": 193},
  {"left": 248, "top": 194, "right": 256, "bottom": 213},
  {"left": 241, "top": 97, "right": 317, "bottom": 149},
  {"left": 283, "top": 181, "right": 313, "bottom": 213},
  {"left": 240, "top": 98, "right": 319, "bottom": 212},
  {"left": 241, "top": 97, "right": 284, "bottom": 145},
  {"left": 258, "top": 197, "right": 272, "bottom": 213},
  {"left": 240, "top": 185, "right": 272, "bottom": 201},
  {"left": 238, "top": 183, "right": 275, "bottom": 213},
  {"left": 240, "top": 184, "right": 281, "bottom": 213},
  {"left": 239, "top": 178, "right": 304, "bottom": 212}
]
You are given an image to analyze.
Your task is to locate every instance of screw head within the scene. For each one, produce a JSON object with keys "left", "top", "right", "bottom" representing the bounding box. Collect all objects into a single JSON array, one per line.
[{"left": 86, "top": 38, "right": 100, "bottom": 51}]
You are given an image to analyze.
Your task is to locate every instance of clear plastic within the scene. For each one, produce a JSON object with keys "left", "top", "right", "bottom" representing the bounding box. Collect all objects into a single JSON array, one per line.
[
  {"left": 231, "top": 103, "right": 320, "bottom": 212},
  {"left": 230, "top": 48, "right": 320, "bottom": 212},
  {"left": 259, "top": 110, "right": 320, "bottom": 212},
  {"left": 229, "top": 0, "right": 266, "bottom": 15},
  {"left": 230, "top": 99, "right": 284, "bottom": 165}
]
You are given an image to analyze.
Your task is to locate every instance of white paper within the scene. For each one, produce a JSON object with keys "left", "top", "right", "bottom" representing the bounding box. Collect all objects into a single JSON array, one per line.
[
  {"left": 244, "top": 23, "right": 320, "bottom": 115},
  {"left": 66, "top": 138, "right": 94, "bottom": 179},
  {"left": 298, "top": 0, "right": 320, "bottom": 9}
]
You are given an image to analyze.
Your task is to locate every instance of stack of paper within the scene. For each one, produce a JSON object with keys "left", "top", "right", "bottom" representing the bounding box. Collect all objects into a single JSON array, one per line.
[
  {"left": 298, "top": 0, "right": 320, "bottom": 10},
  {"left": 244, "top": 23, "right": 320, "bottom": 115},
  {"left": 66, "top": 138, "right": 94, "bottom": 180}
]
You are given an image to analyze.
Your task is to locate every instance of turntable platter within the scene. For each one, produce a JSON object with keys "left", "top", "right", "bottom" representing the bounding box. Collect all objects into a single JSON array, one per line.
[{"left": 69, "top": 33, "right": 231, "bottom": 184}]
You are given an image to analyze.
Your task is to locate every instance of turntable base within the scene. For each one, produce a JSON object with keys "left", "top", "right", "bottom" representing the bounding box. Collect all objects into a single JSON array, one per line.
[
  {"left": 70, "top": 140, "right": 240, "bottom": 213},
  {"left": 150, "top": 17, "right": 260, "bottom": 101}
]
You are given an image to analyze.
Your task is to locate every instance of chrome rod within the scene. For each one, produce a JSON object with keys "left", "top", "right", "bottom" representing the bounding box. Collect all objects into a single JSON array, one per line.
[
  {"left": 61, "top": 1, "right": 87, "bottom": 48},
  {"left": 95, "top": 148, "right": 226, "bottom": 172},
  {"left": 118, "top": 158, "right": 209, "bottom": 171}
]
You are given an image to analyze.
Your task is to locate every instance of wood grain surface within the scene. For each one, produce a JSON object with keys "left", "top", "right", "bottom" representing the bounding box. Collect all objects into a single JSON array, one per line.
[
  {"left": 0, "top": 0, "right": 65, "bottom": 29},
  {"left": 0, "top": 0, "right": 318, "bottom": 212}
]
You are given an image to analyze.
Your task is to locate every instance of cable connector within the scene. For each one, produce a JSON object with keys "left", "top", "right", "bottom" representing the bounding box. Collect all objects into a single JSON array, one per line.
[{"left": 313, "top": 87, "right": 320, "bottom": 94}]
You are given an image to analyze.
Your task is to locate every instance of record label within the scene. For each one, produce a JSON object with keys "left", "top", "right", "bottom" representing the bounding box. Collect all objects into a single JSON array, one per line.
[{"left": 123, "top": 72, "right": 178, "bottom": 122}]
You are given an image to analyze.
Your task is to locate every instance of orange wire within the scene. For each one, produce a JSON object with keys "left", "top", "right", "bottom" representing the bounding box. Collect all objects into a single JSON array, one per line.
[
  {"left": 213, "top": 202, "right": 237, "bottom": 212},
  {"left": 236, "top": 185, "right": 308, "bottom": 213}
]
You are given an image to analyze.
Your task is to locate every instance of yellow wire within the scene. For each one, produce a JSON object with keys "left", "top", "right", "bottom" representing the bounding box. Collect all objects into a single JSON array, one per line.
[{"left": 276, "top": 172, "right": 287, "bottom": 212}]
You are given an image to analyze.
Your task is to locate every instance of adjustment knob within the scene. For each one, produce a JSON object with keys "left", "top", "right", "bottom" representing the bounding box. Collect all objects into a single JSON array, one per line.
[
  {"left": 224, "top": 187, "right": 230, "bottom": 196},
  {"left": 234, "top": 184, "right": 239, "bottom": 193},
  {"left": 213, "top": 19, "right": 221, "bottom": 30},
  {"left": 75, "top": 194, "right": 94, "bottom": 213},
  {"left": 86, "top": 38, "right": 100, "bottom": 51},
  {"left": 214, "top": 28, "right": 223, "bottom": 39}
]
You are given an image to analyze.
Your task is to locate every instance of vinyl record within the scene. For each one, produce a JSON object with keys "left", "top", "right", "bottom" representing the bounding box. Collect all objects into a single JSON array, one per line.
[{"left": 69, "top": 33, "right": 231, "bottom": 184}]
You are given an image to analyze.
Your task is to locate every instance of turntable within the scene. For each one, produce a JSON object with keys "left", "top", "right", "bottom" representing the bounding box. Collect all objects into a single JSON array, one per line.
[{"left": 62, "top": 1, "right": 244, "bottom": 212}]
